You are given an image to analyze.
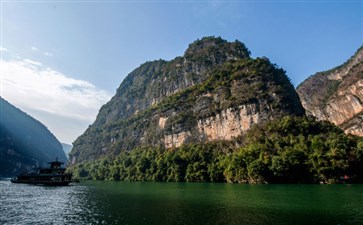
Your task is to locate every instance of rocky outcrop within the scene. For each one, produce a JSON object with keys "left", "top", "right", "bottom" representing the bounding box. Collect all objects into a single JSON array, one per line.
[
  {"left": 297, "top": 46, "right": 363, "bottom": 136},
  {"left": 94, "top": 37, "right": 250, "bottom": 127},
  {"left": 196, "top": 103, "right": 260, "bottom": 142},
  {"left": 70, "top": 37, "right": 304, "bottom": 164}
]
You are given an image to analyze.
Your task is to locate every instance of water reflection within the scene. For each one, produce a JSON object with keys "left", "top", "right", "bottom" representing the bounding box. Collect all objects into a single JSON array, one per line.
[
  {"left": 1, "top": 180, "right": 363, "bottom": 225},
  {"left": 87, "top": 182, "right": 363, "bottom": 225}
]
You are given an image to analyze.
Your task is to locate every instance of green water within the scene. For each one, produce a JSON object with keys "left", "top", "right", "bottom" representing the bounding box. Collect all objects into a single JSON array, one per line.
[
  {"left": 1, "top": 180, "right": 362, "bottom": 224},
  {"left": 86, "top": 182, "right": 363, "bottom": 225}
]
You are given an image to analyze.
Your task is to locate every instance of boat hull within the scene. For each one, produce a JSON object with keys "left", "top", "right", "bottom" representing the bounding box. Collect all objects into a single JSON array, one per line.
[
  {"left": 11, "top": 174, "right": 75, "bottom": 186},
  {"left": 11, "top": 179, "right": 72, "bottom": 186}
]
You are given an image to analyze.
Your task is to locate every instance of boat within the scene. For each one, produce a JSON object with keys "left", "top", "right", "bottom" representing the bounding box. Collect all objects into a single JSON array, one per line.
[{"left": 11, "top": 160, "right": 78, "bottom": 186}]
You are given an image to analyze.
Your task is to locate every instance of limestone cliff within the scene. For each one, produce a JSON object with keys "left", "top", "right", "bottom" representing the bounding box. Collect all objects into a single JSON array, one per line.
[
  {"left": 70, "top": 37, "right": 304, "bottom": 164},
  {"left": 94, "top": 37, "right": 250, "bottom": 127},
  {"left": 297, "top": 46, "right": 363, "bottom": 136}
]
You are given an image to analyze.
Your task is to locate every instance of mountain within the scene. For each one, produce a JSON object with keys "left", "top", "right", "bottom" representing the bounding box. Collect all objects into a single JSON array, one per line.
[
  {"left": 71, "top": 116, "right": 363, "bottom": 183},
  {"left": 70, "top": 37, "right": 305, "bottom": 165},
  {"left": 0, "top": 98, "right": 67, "bottom": 177},
  {"left": 297, "top": 46, "right": 363, "bottom": 136},
  {"left": 61, "top": 143, "right": 73, "bottom": 158}
]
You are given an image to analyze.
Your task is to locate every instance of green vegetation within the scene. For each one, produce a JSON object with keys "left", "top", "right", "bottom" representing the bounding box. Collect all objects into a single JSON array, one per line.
[
  {"left": 71, "top": 37, "right": 305, "bottom": 164},
  {"left": 184, "top": 36, "right": 250, "bottom": 64},
  {"left": 71, "top": 56, "right": 304, "bottom": 163},
  {"left": 69, "top": 116, "right": 363, "bottom": 184}
]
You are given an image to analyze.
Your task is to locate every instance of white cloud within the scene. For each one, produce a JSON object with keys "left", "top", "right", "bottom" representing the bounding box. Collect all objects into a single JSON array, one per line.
[
  {"left": 31, "top": 46, "right": 39, "bottom": 51},
  {"left": 0, "top": 47, "right": 8, "bottom": 52},
  {"left": 23, "top": 59, "right": 42, "bottom": 67},
  {"left": 1, "top": 58, "right": 112, "bottom": 143},
  {"left": 44, "top": 52, "right": 53, "bottom": 56}
]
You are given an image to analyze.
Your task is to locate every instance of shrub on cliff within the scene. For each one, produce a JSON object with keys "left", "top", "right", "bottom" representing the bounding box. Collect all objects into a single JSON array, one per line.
[{"left": 69, "top": 116, "right": 363, "bottom": 184}]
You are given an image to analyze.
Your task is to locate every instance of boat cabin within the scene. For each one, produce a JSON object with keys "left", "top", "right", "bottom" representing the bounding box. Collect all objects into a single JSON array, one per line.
[
  {"left": 49, "top": 160, "right": 64, "bottom": 169},
  {"left": 11, "top": 159, "right": 76, "bottom": 186},
  {"left": 38, "top": 160, "right": 66, "bottom": 175}
]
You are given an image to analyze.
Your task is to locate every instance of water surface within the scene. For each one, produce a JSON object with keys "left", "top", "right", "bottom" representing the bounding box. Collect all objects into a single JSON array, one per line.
[{"left": 1, "top": 180, "right": 362, "bottom": 224}]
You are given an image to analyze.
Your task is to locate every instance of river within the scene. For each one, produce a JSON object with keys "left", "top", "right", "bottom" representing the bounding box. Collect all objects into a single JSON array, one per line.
[{"left": 1, "top": 180, "right": 363, "bottom": 225}]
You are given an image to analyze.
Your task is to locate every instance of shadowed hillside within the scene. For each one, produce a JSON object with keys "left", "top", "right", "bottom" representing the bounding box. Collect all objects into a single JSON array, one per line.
[{"left": 0, "top": 98, "right": 67, "bottom": 177}]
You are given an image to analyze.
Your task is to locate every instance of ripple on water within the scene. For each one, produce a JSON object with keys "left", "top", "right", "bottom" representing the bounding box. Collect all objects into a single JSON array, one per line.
[
  {"left": 1, "top": 180, "right": 363, "bottom": 225},
  {"left": 0, "top": 180, "right": 99, "bottom": 225}
]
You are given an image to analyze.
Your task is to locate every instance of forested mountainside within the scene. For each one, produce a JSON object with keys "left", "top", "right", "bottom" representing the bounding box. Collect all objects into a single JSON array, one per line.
[
  {"left": 71, "top": 116, "right": 363, "bottom": 184},
  {"left": 70, "top": 37, "right": 304, "bottom": 164},
  {"left": 0, "top": 98, "right": 67, "bottom": 177},
  {"left": 297, "top": 46, "right": 363, "bottom": 136},
  {"left": 68, "top": 37, "right": 363, "bottom": 184}
]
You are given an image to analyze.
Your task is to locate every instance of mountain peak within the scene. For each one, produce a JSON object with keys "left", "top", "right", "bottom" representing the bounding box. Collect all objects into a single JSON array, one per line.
[
  {"left": 185, "top": 36, "right": 227, "bottom": 53},
  {"left": 70, "top": 37, "right": 304, "bottom": 164},
  {"left": 184, "top": 36, "right": 250, "bottom": 61}
]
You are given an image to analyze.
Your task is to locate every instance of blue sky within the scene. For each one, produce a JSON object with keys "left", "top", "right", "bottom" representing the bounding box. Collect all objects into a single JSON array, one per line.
[{"left": 1, "top": 1, "right": 362, "bottom": 143}]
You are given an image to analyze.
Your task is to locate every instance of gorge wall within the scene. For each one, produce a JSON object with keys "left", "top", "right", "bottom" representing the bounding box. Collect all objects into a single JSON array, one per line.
[
  {"left": 70, "top": 37, "right": 305, "bottom": 164},
  {"left": 297, "top": 46, "right": 363, "bottom": 136}
]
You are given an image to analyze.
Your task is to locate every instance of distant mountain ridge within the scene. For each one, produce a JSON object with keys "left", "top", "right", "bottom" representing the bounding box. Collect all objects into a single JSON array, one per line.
[
  {"left": 62, "top": 143, "right": 73, "bottom": 158},
  {"left": 70, "top": 37, "right": 305, "bottom": 164},
  {"left": 297, "top": 45, "right": 363, "bottom": 136},
  {"left": 0, "top": 98, "right": 67, "bottom": 177}
]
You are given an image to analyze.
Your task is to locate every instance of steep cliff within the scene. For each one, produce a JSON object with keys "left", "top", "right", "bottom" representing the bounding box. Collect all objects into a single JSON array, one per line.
[
  {"left": 70, "top": 37, "right": 304, "bottom": 164},
  {"left": 297, "top": 46, "right": 363, "bottom": 136},
  {"left": 94, "top": 37, "right": 250, "bottom": 126},
  {"left": 0, "top": 98, "right": 67, "bottom": 177}
]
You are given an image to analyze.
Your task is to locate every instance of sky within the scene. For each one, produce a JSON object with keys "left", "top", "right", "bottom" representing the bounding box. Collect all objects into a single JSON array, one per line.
[{"left": 0, "top": 1, "right": 362, "bottom": 144}]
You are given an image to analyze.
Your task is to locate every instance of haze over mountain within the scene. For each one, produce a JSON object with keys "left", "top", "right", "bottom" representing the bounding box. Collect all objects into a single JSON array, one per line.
[
  {"left": 70, "top": 37, "right": 304, "bottom": 164},
  {"left": 297, "top": 46, "right": 363, "bottom": 136},
  {"left": 0, "top": 98, "right": 67, "bottom": 177},
  {"left": 61, "top": 143, "right": 73, "bottom": 159}
]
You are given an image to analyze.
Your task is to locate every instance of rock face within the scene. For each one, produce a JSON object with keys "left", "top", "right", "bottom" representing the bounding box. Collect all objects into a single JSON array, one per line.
[
  {"left": 0, "top": 98, "right": 67, "bottom": 177},
  {"left": 297, "top": 46, "right": 363, "bottom": 136},
  {"left": 93, "top": 37, "right": 251, "bottom": 127},
  {"left": 70, "top": 37, "right": 305, "bottom": 164},
  {"left": 61, "top": 143, "right": 73, "bottom": 159}
]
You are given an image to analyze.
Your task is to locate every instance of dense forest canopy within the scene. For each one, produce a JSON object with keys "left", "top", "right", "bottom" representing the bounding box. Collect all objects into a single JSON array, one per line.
[{"left": 69, "top": 116, "right": 363, "bottom": 184}]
